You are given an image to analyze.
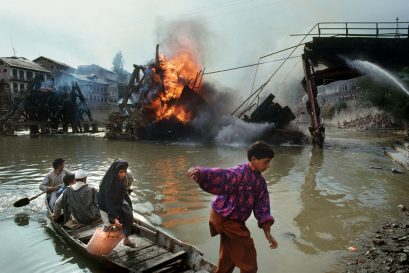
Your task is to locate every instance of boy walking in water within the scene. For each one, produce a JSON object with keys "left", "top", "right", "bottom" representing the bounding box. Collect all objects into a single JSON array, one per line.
[{"left": 187, "top": 141, "right": 278, "bottom": 273}]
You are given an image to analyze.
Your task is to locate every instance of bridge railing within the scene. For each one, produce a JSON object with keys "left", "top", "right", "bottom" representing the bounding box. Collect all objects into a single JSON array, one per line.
[
  {"left": 292, "top": 22, "right": 409, "bottom": 38},
  {"left": 318, "top": 22, "right": 409, "bottom": 38}
]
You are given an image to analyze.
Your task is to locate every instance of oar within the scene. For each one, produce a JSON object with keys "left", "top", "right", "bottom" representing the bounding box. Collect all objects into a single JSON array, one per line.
[{"left": 13, "top": 191, "right": 46, "bottom": 207}]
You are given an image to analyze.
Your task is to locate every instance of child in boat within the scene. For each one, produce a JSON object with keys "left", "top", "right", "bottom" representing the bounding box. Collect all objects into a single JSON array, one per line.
[
  {"left": 52, "top": 170, "right": 100, "bottom": 228},
  {"left": 187, "top": 141, "right": 278, "bottom": 273},
  {"left": 98, "top": 159, "right": 135, "bottom": 247}
]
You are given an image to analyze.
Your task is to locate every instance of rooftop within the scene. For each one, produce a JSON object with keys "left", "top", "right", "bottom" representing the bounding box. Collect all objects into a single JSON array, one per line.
[
  {"left": 0, "top": 57, "right": 50, "bottom": 73},
  {"left": 33, "top": 56, "right": 76, "bottom": 70}
]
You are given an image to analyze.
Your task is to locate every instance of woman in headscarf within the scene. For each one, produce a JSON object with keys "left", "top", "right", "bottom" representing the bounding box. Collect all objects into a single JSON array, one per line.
[{"left": 98, "top": 159, "right": 135, "bottom": 247}]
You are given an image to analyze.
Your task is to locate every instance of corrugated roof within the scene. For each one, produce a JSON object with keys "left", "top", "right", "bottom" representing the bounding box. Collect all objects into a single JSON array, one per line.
[
  {"left": 0, "top": 57, "right": 50, "bottom": 73},
  {"left": 69, "top": 73, "right": 109, "bottom": 85},
  {"left": 33, "top": 56, "right": 75, "bottom": 70}
]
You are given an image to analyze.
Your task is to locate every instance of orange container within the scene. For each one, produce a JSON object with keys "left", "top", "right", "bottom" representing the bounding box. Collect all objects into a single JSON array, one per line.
[{"left": 86, "top": 224, "right": 124, "bottom": 255}]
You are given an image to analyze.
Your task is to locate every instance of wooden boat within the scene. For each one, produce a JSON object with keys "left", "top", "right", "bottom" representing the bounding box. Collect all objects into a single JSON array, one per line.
[{"left": 46, "top": 201, "right": 216, "bottom": 272}]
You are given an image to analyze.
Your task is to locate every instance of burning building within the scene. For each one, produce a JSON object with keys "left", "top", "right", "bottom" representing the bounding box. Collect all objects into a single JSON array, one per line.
[
  {"left": 107, "top": 44, "right": 206, "bottom": 140},
  {"left": 106, "top": 44, "right": 304, "bottom": 144}
]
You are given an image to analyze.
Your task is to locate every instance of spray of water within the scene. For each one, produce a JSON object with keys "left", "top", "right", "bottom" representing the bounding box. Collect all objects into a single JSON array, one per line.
[{"left": 344, "top": 58, "right": 409, "bottom": 97}]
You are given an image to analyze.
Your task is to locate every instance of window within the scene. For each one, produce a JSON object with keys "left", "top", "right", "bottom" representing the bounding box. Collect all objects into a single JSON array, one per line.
[
  {"left": 2, "top": 68, "right": 6, "bottom": 73},
  {"left": 20, "top": 83, "right": 25, "bottom": 90},
  {"left": 352, "top": 85, "right": 357, "bottom": 91},
  {"left": 27, "top": 71, "right": 33, "bottom": 80},
  {"left": 12, "top": 69, "right": 17, "bottom": 78},
  {"left": 343, "top": 83, "right": 348, "bottom": 91},
  {"left": 19, "top": 70, "right": 24, "bottom": 80},
  {"left": 13, "top": 83, "right": 18, "bottom": 92}
]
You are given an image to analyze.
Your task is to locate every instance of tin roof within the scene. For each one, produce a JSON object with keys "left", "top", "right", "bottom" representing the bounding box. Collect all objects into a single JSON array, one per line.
[
  {"left": 33, "top": 56, "right": 75, "bottom": 70},
  {"left": 0, "top": 57, "right": 50, "bottom": 73}
]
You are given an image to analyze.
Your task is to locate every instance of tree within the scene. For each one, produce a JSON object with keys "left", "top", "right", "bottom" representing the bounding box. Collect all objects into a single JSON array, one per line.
[
  {"left": 112, "top": 51, "right": 124, "bottom": 73},
  {"left": 357, "top": 77, "right": 409, "bottom": 123}
]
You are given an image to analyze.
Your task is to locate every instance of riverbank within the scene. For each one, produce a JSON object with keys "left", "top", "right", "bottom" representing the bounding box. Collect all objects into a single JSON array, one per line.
[{"left": 344, "top": 206, "right": 409, "bottom": 273}]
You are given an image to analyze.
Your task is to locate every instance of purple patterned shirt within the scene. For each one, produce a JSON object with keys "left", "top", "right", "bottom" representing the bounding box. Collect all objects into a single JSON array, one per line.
[{"left": 195, "top": 163, "right": 274, "bottom": 229}]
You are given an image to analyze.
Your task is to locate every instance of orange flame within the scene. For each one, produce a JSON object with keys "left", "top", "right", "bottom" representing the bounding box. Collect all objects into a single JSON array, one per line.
[{"left": 151, "top": 51, "right": 201, "bottom": 123}]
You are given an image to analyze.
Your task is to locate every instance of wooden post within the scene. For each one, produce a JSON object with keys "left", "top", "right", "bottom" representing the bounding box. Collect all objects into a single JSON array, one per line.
[
  {"left": 302, "top": 54, "right": 325, "bottom": 147},
  {"left": 92, "top": 123, "right": 98, "bottom": 132}
]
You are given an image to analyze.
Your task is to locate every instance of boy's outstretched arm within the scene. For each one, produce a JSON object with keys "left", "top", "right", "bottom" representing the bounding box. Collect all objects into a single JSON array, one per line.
[{"left": 186, "top": 166, "right": 239, "bottom": 195}]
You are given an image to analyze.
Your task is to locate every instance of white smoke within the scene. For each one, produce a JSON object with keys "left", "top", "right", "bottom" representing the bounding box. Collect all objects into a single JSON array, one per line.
[{"left": 215, "top": 118, "right": 274, "bottom": 146}]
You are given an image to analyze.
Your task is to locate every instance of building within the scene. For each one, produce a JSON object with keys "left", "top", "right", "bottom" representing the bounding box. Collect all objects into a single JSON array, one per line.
[
  {"left": 0, "top": 57, "right": 50, "bottom": 101},
  {"left": 77, "top": 64, "right": 123, "bottom": 102},
  {"left": 33, "top": 56, "right": 76, "bottom": 77}
]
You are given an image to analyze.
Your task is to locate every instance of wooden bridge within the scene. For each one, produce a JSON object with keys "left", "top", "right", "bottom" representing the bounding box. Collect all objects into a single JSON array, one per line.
[
  {"left": 298, "top": 20, "right": 409, "bottom": 147},
  {"left": 1, "top": 120, "right": 103, "bottom": 135}
]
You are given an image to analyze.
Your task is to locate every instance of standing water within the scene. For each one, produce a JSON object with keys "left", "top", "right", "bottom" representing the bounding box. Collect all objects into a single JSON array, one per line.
[
  {"left": 345, "top": 58, "right": 409, "bottom": 97},
  {"left": 0, "top": 131, "right": 408, "bottom": 273}
]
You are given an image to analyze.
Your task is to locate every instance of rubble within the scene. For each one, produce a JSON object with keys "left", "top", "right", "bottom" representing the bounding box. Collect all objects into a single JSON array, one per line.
[
  {"left": 344, "top": 206, "right": 409, "bottom": 273},
  {"left": 337, "top": 112, "right": 399, "bottom": 131}
]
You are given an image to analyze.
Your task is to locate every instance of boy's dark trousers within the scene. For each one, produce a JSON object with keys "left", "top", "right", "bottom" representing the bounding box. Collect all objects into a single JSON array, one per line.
[{"left": 209, "top": 208, "right": 258, "bottom": 273}]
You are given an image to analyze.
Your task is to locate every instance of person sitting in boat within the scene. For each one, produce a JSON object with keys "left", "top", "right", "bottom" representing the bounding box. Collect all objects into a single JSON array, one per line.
[
  {"left": 98, "top": 159, "right": 135, "bottom": 248},
  {"left": 39, "top": 158, "right": 69, "bottom": 208},
  {"left": 52, "top": 169, "right": 100, "bottom": 228},
  {"left": 50, "top": 173, "right": 76, "bottom": 220}
]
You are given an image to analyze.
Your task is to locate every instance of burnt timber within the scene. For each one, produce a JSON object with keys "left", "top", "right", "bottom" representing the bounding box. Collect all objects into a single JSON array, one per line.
[
  {"left": 300, "top": 21, "right": 409, "bottom": 147},
  {"left": 0, "top": 75, "right": 96, "bottom": 135}
]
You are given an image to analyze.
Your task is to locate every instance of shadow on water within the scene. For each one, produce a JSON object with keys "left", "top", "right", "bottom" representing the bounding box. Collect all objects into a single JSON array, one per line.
[{"left": 14, "top": 213, "right": 30, "bottom": 226}]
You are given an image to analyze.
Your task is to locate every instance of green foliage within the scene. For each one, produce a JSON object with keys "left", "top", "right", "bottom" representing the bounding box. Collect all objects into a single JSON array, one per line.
[
  {"left": 357, "top": 77, "right": 409, "bottom": 121},
  {"left": 321, "top": 105, "right": 335, "bottom": 119},
  {"left": 335, "top": 99, "right": 348, "bottom": 112}
]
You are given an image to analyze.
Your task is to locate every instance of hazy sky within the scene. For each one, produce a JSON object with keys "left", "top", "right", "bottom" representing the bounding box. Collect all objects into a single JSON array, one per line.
[{"left": 1, "top": 0, "right": 408, "bottom": 105}]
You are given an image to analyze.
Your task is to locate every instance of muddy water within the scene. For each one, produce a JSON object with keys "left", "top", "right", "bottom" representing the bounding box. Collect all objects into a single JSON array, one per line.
[{"left": 0, "top": 131, "right": 408, "bottom": 273}]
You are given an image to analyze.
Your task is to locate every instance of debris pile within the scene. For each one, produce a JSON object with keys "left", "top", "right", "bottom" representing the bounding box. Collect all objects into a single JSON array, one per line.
[
  {"left": 345, "top": 206, "right": 409, "bottom": 273},
  {"left": 338, "top": 112, "right": 399, "bottom": 131}
]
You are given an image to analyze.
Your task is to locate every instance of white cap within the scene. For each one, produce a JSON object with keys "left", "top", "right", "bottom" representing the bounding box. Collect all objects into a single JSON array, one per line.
[{"left": 75, "top": 169, "right": 87, "bottom": 179}]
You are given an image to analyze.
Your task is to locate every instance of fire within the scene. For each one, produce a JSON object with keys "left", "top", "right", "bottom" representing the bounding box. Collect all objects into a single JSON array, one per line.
[{"left": 151, "top": 51, "right": 201, "bottom": 123}]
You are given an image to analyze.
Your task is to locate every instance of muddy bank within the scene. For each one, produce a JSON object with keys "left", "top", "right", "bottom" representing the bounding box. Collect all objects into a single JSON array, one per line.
[{"left": 344, "top": 206, "right": 409, "bottom": 273}]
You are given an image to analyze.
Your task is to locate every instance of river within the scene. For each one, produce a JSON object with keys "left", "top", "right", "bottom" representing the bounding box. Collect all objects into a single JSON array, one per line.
[{"left": 0, "top": 130, "right": 408, "bottom": 273}]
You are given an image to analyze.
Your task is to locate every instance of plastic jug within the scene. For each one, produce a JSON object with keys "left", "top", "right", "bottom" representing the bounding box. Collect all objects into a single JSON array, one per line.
[{"left": 86, "top": 224, "right": 123, "bottom": 255}]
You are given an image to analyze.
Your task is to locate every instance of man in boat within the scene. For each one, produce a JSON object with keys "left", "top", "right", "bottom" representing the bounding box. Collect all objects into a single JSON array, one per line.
[
  {"left": 39, "top": 158, "right": 69, "bottom": 208},
  {"left": 187, "top": 141, "right": 278, "bottom": 273},
  {"left": 98, "top": 159, "right": 135, "bottom": 247},
  {"left": 52, "top": 169, "right": 100, "bottom": 228}
]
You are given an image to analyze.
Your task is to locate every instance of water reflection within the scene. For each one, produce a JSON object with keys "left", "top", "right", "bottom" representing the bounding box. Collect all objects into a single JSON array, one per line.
[
  {"left": 14, "top": 212, "right": 30, "bottom": 226},
  {"left": 294, "top": 148, "right": 359, "bottom": 254}
]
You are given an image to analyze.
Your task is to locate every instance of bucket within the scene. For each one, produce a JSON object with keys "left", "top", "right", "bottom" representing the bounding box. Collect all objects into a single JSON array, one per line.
[{"left": 86, "top": 224, "right": 124, "bottom": 255}]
